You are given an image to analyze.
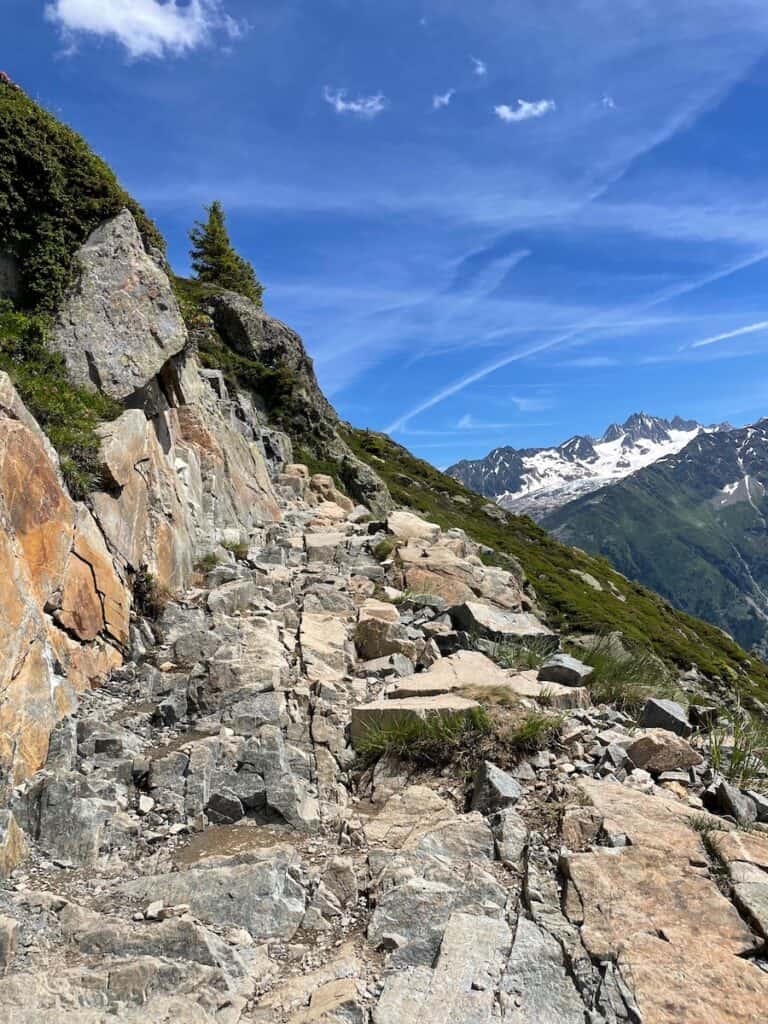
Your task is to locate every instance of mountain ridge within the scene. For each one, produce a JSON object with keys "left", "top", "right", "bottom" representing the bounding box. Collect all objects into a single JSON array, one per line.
[
  {"left": 447, "top": 410, "right": 732, "bottom": 519},
  {"left": 543, "top": 417, "right": 768, "bottom": 657}
]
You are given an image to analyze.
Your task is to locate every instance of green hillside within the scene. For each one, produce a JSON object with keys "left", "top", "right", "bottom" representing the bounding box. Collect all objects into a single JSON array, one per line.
[
  {"left": 343, "top": 427, "right": 768, "bottom": 702},
  {"left": 543, "top": 422, "right": 768, "bottom": 659}
]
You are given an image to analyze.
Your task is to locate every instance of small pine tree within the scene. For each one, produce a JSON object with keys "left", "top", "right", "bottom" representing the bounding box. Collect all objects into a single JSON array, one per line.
[{"left": 188, "top": 201, "right": 263, "bottom": 306}]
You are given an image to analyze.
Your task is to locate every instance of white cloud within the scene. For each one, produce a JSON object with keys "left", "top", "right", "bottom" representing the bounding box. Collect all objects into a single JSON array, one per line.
[
  {"left": 601, "top": 95, "right": 617, "bottom": 110},
  {"left": 433, "top": 89, "right": 455, "bottom": 110},
  {"left": 470, "top": 56, "right": 487, "bottom": 77},
  {"left": 44, "top": 0, "right": 241, "bottom": 59},
  {"left": 494, "top": 99, "right": 556, "bottom": 123},
  {"left": 323, "top": 86, "right": 388, "bottom": 119},
  {"left": 689, "top": 320, "right": 768, "bottom": 349}
]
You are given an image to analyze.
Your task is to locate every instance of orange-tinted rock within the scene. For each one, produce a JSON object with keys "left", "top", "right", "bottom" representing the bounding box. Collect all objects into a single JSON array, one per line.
[
  {"left": 564, "top": 777, "right": 768, "bottom": 1023},
  {"left": 0, "top": 388, "right": 127, "bottom": 783}
]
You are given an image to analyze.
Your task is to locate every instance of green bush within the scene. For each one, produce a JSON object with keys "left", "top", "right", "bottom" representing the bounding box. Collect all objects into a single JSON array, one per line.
[
  {"left": 0, "top": 80, "right": 164, "bottom": 313},
  {"left": 0, "top": 302, "right": 121, "bottom": 498},
  {"left": 133, "top": 568, "right": 170, "bottom": 620}
]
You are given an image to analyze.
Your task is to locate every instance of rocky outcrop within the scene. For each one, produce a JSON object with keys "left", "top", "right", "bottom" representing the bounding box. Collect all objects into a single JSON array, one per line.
[
  {"left": 0, "top": 213, "right": 285, "bottom": 784},
  {"left": 51, "top": 210, "right": 186, "bottom": 406},
  {"left": 91, "top": 358, "right": 280, "bottom": 591},
  {"left": 209, "top": 289, "right": 393, "bottom": 516},
  {"left": 0, "top": 375, "right": 128, "bottom": 784}
]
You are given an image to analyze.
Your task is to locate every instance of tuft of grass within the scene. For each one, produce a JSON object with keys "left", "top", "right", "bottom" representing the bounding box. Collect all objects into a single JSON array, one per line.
[
  {"left": 0, "top": 302, "right": 121, "bottom": 498},
  {"left": 222, "top": 540, "right": 249, "bottom": 561},
  {"left": 356, "top": 704, "right": 562, "bottom": 773},
  {"left": 372, "top": 537, "right": 398, "bottom": 563},
  {"left": 707, "top": 701, "right": 768, "bottom": 790},
  {"left": 356, "top": 707, "right": 492, "bottom": 767},
  {"left": 503, "top": 710, "right": 563, "bottom": 753},
  {"left": 194, "top": 553, "right": 221, "bottom": 574},
  {"left": 687, "top": 813, "right": 726, "bottom": 837},
  {"left": 485, "top": 638, "right": 553, "bottom": 672},
  {"left": 568, "top": 634, "right": 673, "bottom": 713}
]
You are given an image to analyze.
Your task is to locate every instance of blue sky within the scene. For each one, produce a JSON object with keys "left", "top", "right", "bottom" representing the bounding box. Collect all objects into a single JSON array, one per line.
[{"left": 6, "top": 1, "right": 768, "bottom": 464}]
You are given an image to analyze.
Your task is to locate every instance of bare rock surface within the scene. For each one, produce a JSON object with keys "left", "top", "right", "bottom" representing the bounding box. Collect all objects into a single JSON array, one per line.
[{"left": 51, "top": 210, "right": 186, "bottom": 403}]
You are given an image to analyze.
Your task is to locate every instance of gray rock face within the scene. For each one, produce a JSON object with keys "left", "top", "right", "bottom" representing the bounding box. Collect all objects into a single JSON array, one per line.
[
  {"left": 120, "top": 848, "right": 306, "bottom": 940},
  {"left": 209, "top": 289, "right": 393, "bottom": 515},
  {"left": 471, "top": 761, "right": 523, "bottom": 814},
  {"left": 537, "top": 654, "right": 593, "bottom": 687},
  {"left": 51, "top": 210, "right": 186, "bottom": 402},
  {"left": 374, "top": 912, "right": 512, "bottom": 1024},
  {"left": 501, "top": 916, "right": 587, "bottom": 1023},
  {"left": 639, "top": 698, "right": 693, "bottom": 737},
  {"left": 449, "top": 602, "right": 557, "bottom": 649}
]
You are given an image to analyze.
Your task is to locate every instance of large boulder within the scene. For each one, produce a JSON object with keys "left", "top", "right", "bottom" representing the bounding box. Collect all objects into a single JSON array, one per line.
[
  {"left": 120, "top": 847, "right": 306, "bottom": 941},
  {"left": 449, "top": 602, "right": 557, "bottom": 648},
  {"left": 0, "top": 384, "right": 127, "bottom": 784},
  {"left": 626, "top": 730, "right": 703, "bottom": 774},
  {"left": 51, "top": 210, "right": 186, "bottom": 403}
]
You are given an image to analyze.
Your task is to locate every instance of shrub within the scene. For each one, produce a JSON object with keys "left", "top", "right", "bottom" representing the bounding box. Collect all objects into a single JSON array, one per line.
[
  {"left": 195, "top": 553, "right": 221, "bottom": 574},
  {"left": 372, "top": 537, "right": 398, "bottom": 562},
  {"left": 133, "top": 568, "right": 170, "bottom": 620},
  {"left": 0, "top": 301, "right": 121, "bottom": 498},
  {"left": 0, "top": 80, "right": 163, "bottom": 313}
]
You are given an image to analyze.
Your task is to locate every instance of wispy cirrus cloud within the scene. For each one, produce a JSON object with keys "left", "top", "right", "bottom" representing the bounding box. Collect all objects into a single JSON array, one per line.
[
  {"left": 494, "top": 99, "right": 556, "bottom": 123},
  {"left": 432, "top": 89, "right": 456, "bottom": 110},
  {"left": 688, "top": 319, "right": 768, "bottom": 349},
  {"left": 470, "top": 55, "right": 487, "bottom": 77},
  {"left": 44, "top": 0, "right": 243, "bottom": 59},
  {"left": 323, "top": 86, "right": 388, "bottom": 119},
  {"left": 384, "top": 248, "right": 768, "bottom": 433}
]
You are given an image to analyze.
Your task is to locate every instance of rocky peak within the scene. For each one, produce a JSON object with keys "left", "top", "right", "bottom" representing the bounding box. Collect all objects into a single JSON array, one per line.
[
  {"left": 51, "top": 210, "right": 187, "bottom": 413},
  {"left": 558, "top": 434, "right": 598, "bottom": 463}
]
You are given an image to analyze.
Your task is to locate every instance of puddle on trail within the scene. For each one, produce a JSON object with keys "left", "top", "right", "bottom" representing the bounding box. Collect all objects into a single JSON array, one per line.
[{"left": 175, "top": 822, "right": 295, "bottom": 866}]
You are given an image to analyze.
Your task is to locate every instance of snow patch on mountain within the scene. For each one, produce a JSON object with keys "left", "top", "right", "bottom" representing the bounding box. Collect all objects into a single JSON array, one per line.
[{"left": 447, "top": 412, "right": 730, "bottom": 521}]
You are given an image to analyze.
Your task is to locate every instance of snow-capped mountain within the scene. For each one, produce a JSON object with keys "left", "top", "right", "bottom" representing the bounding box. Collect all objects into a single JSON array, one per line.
[{"left": 446, "top": 413, "right": 731, "bottom": 520}]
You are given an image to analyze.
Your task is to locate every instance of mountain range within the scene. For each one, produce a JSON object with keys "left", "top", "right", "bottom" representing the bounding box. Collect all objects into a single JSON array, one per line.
[
  {"left": 543, "top": 419, "right": 768, "bottom": 658},
  {"left": 447, "top": 412, "right": 730, "bottom": 519}
]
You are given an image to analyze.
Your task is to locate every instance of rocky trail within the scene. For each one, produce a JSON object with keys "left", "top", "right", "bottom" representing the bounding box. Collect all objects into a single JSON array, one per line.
[{"left": 1, "top": 469, "right": 767, "bottom": 1023}]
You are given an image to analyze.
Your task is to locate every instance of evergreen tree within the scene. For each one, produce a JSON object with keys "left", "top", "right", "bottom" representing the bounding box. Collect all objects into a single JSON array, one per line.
[{"left": 188, "top": 201, "right": 263, "bottom": 306}]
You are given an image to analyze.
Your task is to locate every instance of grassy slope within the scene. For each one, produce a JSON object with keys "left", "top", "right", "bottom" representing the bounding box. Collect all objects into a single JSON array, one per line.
[
  {"left": 343, "top": 427, "right": 768, "bottom": 701},
  {"left": 543, "top": 437, "right": 768, "bottom": 655}
]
